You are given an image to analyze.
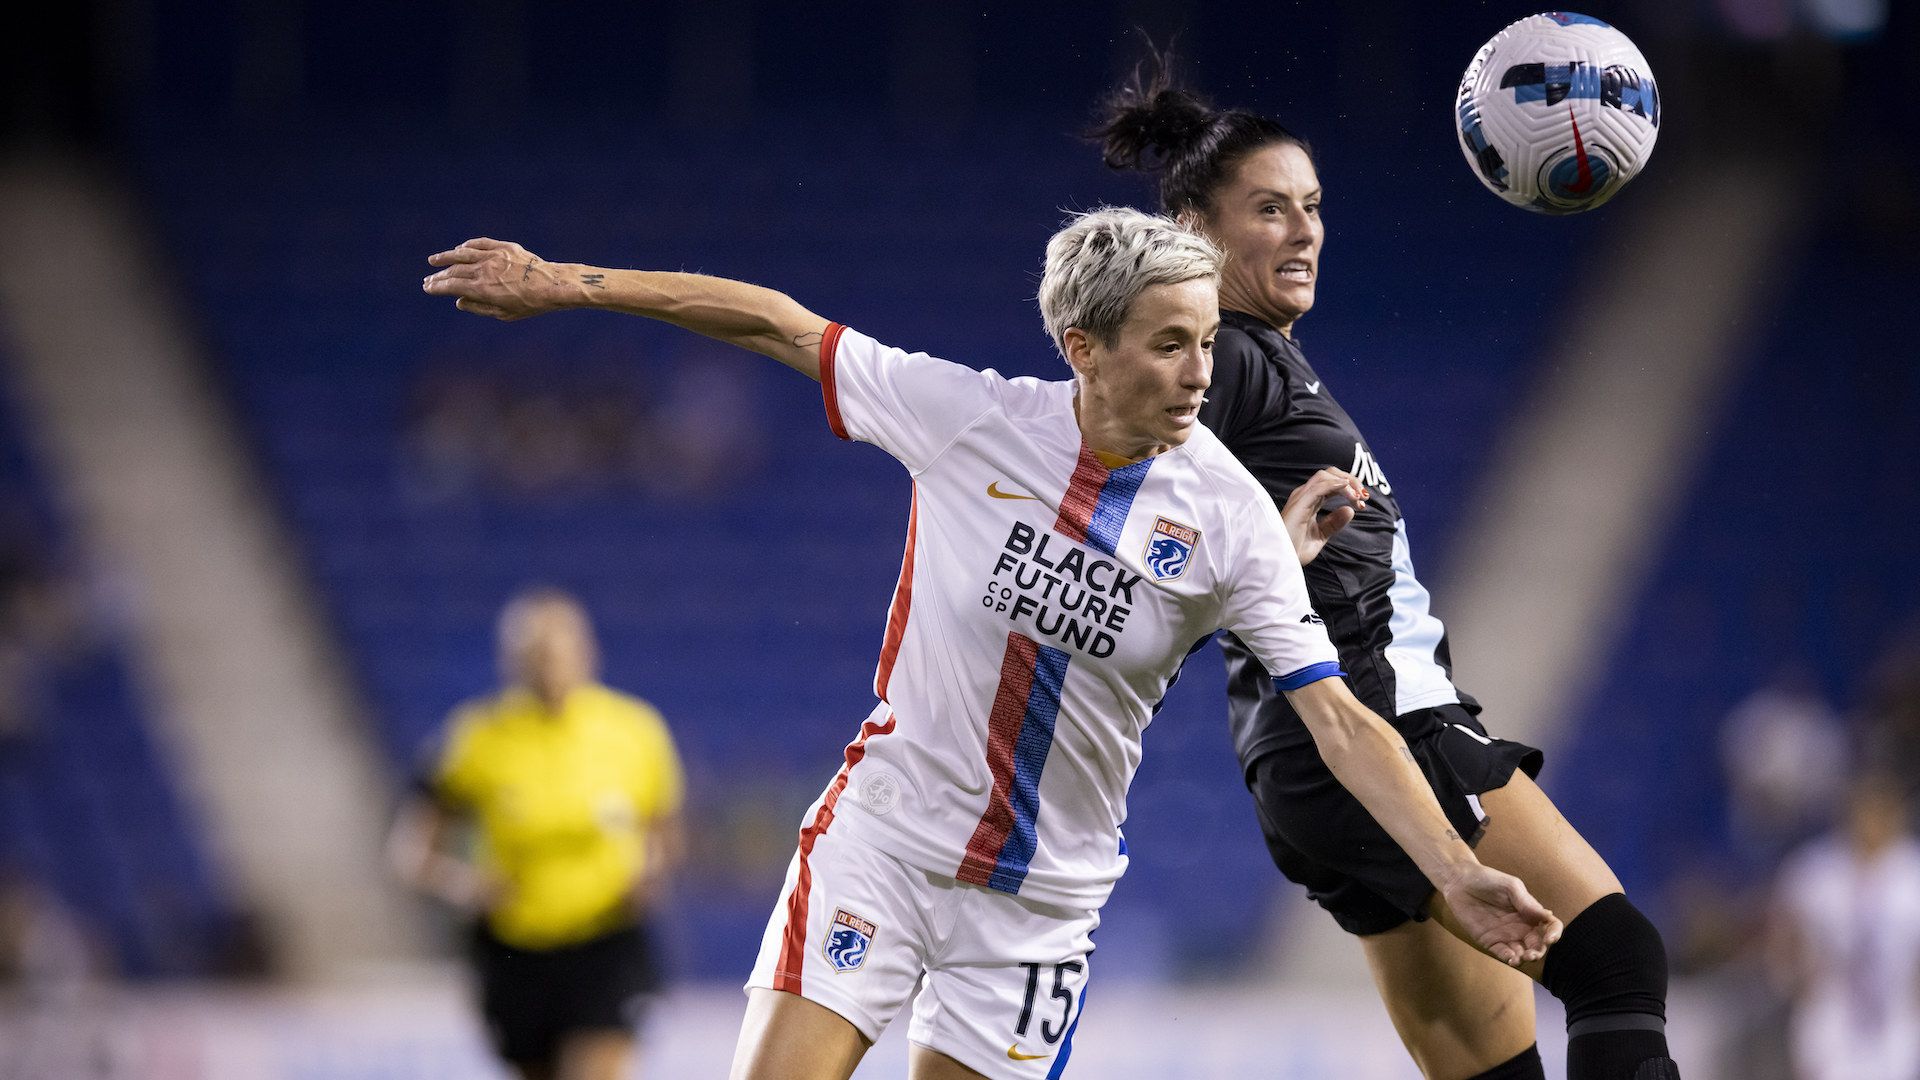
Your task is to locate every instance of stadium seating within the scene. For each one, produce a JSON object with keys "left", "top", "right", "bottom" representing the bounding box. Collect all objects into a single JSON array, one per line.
[
  {"left": 0, "top": 361, "right": 241, "bottom": 978},
  {"left": 1550, "top": 219, "right": 1919, "bottom": 914}
]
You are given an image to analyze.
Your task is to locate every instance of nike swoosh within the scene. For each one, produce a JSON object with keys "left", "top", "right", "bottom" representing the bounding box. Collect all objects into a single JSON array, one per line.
[
  {"left": 1565, "top": 107, "right": 1595, "bottom": 195},
  {"left": 1304, "top": 380, "right": 1322, "bottom": 395},
  {"left": 1007, "top": 1045, "right": 1051, "bottom": 1061},
  {"left": 988, "top": 481, "right": 1041, "bottom": 501}
]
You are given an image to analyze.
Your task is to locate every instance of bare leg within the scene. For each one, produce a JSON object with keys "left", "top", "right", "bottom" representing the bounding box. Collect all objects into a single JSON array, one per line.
[
  {"left": 1427, "top": 771, "right": 1623, "bottom": 977},
  {"left": 1360, "top": 916, "right": 1539, "bottom": 1079},
  {"left": 555, "top": 1031, "right": 635, "bottom": 1080},
  {"left": 1426, "top": 773, "right": 1678, "bottom": 1080},
  {"left": 730, "top": 988, "right": 872, "bottom": 1080},
  {"left": 907, "top": 1042, "right": 991, "bottom": 1079}
]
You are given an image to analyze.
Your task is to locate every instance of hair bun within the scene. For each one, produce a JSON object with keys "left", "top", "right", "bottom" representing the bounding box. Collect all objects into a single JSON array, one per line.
[
  {"left": 1094, "top": 55, "right": 1218, "bottom": 172},
  {"left": 1092, "top": 46, "right": 1307, "bottom": 215}
]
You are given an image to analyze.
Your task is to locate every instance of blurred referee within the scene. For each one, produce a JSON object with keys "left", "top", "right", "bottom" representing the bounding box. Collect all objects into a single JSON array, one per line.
[{"left": 389, "top": 587, "right": 685, "bottom": 1080}]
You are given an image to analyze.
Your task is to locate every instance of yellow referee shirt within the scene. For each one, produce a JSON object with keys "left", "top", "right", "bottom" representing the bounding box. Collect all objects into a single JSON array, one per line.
[{"left": 429, "top": 684, "right": 685, "bottom": 950}]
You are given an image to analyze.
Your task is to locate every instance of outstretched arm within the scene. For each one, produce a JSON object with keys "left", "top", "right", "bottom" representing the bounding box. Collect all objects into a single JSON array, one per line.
[
  {"left": 422, "top": 237, "right": 832, "bottom": 380},
  {"left": 1284, "top": 677, "right": 1563, "bottom": 966}
]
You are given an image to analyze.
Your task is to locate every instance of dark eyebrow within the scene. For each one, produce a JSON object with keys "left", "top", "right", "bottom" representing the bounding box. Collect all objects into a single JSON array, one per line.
[
  {"left": 1153, "top": 321, "right": 1219, "bottom": 340},
  {"left": 1246, "top": 187, "right": 1324, "bottom": 203}
]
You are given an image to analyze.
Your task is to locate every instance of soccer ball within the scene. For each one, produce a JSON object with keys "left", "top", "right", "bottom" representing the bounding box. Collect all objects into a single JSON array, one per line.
[{"left": 1455, "top": 12, "right": 1661, "bottom": 214}]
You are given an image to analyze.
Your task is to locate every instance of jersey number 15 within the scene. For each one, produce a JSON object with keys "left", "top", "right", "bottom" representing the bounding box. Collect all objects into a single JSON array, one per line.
[{"left": 1015, "top": 960, "right": 1083, "bottom": 1045}]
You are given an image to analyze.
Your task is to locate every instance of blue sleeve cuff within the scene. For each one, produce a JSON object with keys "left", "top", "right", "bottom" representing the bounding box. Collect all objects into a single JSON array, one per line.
[{"left": 1272, "top": 661, "right": 1346, "bottom": 692}]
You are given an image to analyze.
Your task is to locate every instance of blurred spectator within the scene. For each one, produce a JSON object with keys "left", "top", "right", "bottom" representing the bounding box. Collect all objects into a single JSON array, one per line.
[
  {"left": 1862, "top": 621, "right": 1920, "bottom": 802},
  {"left": 400, "top": 339, "right": 764, "bottom": 505},
  {"left": 0, "top": 867, "right": 114, "bottom": 1079},
  {"left": 0, "top": 867, "right": 99, "bottom": 992},
  {"left": 388, "top": 588, "right": 685, "bottom": 1080},
  {"left": 0, "top": 499, "right": 92, "bottom": 750},
  {"left": 401, "top": 368, "right": 507, "bottom": 504},
  {"left": 1770, "top": 774, "right": 1920, "bottom": 1080},
  {"left": 1719, "top": 675, "right": 1849, "bottom": 866}
]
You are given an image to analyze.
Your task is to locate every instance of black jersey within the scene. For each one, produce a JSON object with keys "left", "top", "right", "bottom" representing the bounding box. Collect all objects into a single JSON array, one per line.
[{"left": 1201, "top": 309, "right": 1476, "bottom": 768}]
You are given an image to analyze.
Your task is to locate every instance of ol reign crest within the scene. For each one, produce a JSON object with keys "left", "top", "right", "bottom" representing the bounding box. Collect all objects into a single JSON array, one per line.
[
  {"left": 1144, "top": 517, "right": 1199, "bottom": 581},
  {"left": 824, "top": 908, "right": 877, "bottom": 973}
]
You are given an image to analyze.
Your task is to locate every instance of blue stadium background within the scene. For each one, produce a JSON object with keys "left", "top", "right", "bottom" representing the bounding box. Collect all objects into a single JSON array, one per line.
[{"left": 0, "top": 0, "right": 1914, "bottom": 988}]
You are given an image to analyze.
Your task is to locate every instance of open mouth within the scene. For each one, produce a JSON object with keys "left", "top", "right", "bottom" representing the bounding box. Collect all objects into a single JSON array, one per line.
[
  {"left": 1165, "top": 403, "right": 1201, "bottom": 425},
  {"left": 1278, "top": 259, "right": 1314, "bottom": 283}
]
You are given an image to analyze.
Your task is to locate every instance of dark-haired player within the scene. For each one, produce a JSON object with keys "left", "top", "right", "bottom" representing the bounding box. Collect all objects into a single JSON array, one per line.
[{"left": 1092, "top": 55, "right": 1680, "bottom": 1080}]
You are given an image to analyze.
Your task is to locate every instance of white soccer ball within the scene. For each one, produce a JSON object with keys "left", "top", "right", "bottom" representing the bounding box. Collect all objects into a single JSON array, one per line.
[{"left": 1455, "top": 12, "right": 1661, "bottom": 214}]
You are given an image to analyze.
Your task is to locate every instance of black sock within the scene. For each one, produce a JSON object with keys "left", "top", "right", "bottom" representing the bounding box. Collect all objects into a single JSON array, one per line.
[
  {"left": 1468, "top": 1042, "right": 1545, "bottom": 1080},
  {"left": 1566, "top": 1028, "right": 1679, "bottom": 1080},
  {"left": 1543, "top": 894, "right": 1680, "bottom": 1080}
]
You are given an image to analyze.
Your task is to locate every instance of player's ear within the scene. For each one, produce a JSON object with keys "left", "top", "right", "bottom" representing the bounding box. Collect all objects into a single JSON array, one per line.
[{"left": 1062, "top": 327, "right": 1098, "bottom": 381}]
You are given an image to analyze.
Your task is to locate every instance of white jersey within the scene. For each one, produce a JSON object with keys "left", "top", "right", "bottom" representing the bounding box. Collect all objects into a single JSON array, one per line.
[
  {"left": 814, "top": 325, "right": 1341, "bottom": 908},
  {"left": 1777, "top": 836, "right": 1920, "bottom": 1080}
]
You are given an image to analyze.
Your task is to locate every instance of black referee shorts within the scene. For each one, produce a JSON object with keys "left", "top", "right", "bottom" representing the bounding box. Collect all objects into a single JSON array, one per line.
[
  {"left": 1248, "top": 703, "right": 1544, "bottom": 937},
  {"left": 470, "top": 919, "right": 665, "bottom": 1067}
]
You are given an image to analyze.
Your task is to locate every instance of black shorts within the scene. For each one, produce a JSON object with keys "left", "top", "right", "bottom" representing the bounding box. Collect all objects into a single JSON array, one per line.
[
  {"left": 1247, "top": 703, "right": 1543, "bottom": 937},
  {"left": 470, "top": 919, "right": 665, "bottom": 1067}
]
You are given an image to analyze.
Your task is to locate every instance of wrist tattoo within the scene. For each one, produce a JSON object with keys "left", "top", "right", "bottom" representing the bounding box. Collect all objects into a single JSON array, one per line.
[
  {"left": 1445, "top": 829, "right": 1462, "bottom": 843},
  {"left": 1399, "top": 747, "right": 1417, "bottom": 766},
  {"left": 520, "top": 261, "right": 535, "bottom": 282},
  {"left": 580, "top": 273, "right": 606, "bottom": 289},
  {"left": 792, "top": 331, "right": 823, "bottom": 348}
]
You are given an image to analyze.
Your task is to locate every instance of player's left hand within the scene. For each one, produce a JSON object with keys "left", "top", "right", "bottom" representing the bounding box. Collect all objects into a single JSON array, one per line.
[
  {"left": 422, "top": 237, "right": 579, "bottom": 320},
  {"left": 1439, "top": 863, "right": 1563, "bottom": 967},
  {"left": 1281, "top": 467, "right": 1368, "bottom": 565}
]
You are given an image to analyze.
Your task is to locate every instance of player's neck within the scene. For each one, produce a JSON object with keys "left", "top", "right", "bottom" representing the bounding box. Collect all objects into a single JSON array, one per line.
[
  {"left": 1220, "top": 302, "right": 1297, "bottom": 341},
  {"left": 1070, "top": 394, "right": 1163, "bottom": 464},
  {"left": 519, "top": 681, "right": 583, "bottom": 716}
]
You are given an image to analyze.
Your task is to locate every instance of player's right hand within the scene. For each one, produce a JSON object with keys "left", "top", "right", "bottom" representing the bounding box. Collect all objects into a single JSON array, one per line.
[
  {"left": 1440, "top": 863, "right": 1562, "bottom": 967},
  {"left": 422, "top": 237, "right": 576, "bottom": 321},
  {"left": 1280, "top": 467, "right": 1368, "bottom": 565}
]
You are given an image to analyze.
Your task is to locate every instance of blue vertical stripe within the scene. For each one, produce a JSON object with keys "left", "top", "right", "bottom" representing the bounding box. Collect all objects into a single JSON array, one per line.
[
  {"left": 1083, "top": 459, "right": 1152, "bottom": 556},
  {"left": 1046, "top": 977, "right": 1086, "bottom": 1079},
  {"left": 987, "top": 643, "right": 1071, "bottom": 893}
]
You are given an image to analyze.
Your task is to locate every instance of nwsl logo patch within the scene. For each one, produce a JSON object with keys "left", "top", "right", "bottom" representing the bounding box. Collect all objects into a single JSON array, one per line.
[
  {"left": 824, "top": 908, "right": 877, "bottom": 973},
  {"left": 1144, "top": 517, "right": 1199, "bottom": 581}
]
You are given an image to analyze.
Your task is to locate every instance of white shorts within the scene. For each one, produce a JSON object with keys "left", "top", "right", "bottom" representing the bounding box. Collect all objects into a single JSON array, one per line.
[{"left": 747, "top": 817, "right": 1098, "bottom": 1079}]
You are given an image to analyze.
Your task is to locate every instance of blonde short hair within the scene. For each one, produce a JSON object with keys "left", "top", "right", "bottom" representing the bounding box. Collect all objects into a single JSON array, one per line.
[{"left": 1036, "top": 206, "right": 1223, "bottom": 358}]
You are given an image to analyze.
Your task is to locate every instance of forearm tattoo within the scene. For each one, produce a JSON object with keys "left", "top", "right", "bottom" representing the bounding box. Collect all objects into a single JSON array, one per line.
[
  {"left": 792, "top": 331, "right": 823, "bottom": 348},
  {"left": 580, "top": 273, "right": 606, "bottom": 289}
]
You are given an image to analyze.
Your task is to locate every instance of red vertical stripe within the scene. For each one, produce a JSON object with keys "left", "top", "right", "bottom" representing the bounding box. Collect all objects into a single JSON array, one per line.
[
  {"left": 818, "top": 322, "right": 850, "bottom": 440},
  {"left": 955, "top": 634, "right": 1040, "bottom": 888},
  {"left": 873, "top": 486, "right": 918, "bottom": 701},
  {"left": 773, "top": 713, "right": 896, "bottom": 994},
  {"left": 1053, "top": 444, "right": 1108, "bottom": 544}
]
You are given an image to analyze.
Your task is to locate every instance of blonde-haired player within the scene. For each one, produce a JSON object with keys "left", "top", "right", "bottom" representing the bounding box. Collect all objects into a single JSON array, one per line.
[{"left": 422, "top": 208, "right": 1559, "bottom": 1080}]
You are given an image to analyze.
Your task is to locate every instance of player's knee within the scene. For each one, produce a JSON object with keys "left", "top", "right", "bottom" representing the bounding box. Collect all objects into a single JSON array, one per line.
[{"left": 1539, "top": 892, "right": 1669, "bottom": 1031}]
